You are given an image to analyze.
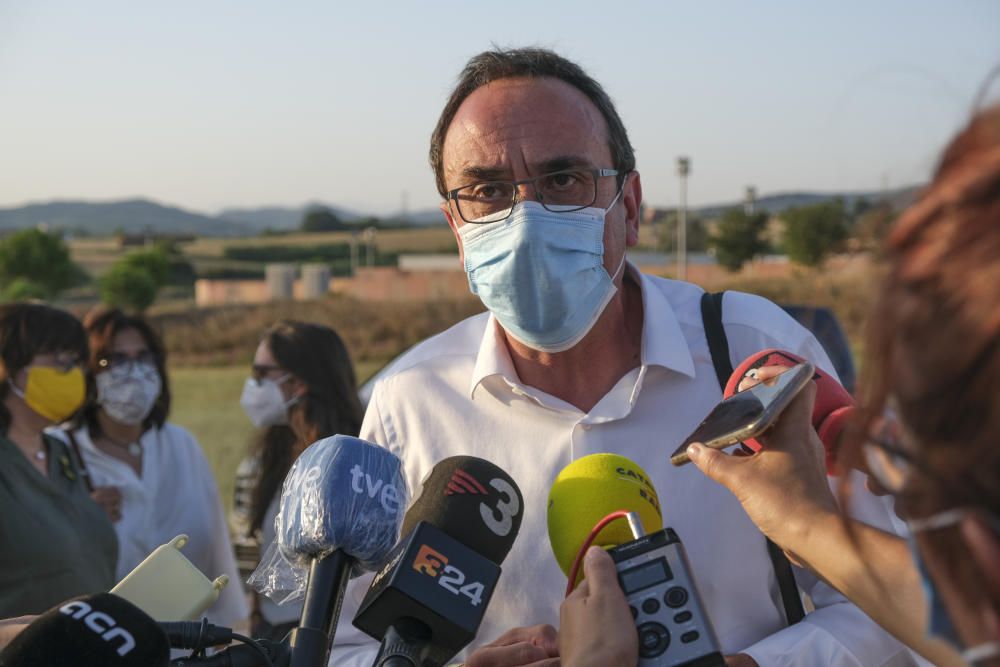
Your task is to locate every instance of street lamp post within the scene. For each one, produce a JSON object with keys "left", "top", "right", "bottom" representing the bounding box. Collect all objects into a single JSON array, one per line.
[
  {"left": 744, "top": 185, "right": 757, "bottom": 216},
  {"left": 676, "top": 156, "right": 691, "bottom": 281}
]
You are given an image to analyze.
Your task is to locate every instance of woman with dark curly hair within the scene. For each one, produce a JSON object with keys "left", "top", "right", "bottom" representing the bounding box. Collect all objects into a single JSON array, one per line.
[{"left": 49, "top": 307, "right": 247, "bottom": 627}]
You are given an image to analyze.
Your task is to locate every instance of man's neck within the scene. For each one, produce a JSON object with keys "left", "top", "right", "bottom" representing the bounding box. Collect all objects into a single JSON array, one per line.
[{"left": 505, "top": 272, "right": 644, "bottom": 412}]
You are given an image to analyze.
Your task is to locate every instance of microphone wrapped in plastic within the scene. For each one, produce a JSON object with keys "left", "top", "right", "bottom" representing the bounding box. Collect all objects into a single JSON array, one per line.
[
  {"left": 352, "top": 456, "right": 524, "bottom": 667},
  {"left": 0, "top": 593, "right": 170, "bottom": 667},
  {"left": 248, "top": 435, "right": 409, "bottom": 667}
]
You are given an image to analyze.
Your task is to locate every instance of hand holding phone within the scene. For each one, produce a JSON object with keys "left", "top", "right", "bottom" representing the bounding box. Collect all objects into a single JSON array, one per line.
[
  {"left": 726, "top": 349, "right": 854, "bottom": 474},
  {"left": 670, "top": 362, "right": 815, "bottom": 466}
]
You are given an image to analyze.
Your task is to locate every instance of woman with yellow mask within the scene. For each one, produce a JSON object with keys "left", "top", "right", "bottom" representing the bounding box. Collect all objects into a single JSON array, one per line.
[{"left": 0, "top": 302, "right": 117, "bottom": 617}]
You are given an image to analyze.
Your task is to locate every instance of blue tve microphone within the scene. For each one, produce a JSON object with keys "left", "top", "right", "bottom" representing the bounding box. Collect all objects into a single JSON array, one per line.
[{"left": 277, "top": 435, "right": 408, "bottom": 667}]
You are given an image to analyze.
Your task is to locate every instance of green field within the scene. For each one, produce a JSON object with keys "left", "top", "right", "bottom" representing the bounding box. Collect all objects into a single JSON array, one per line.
[{"left": 169, "top": 361, "right": 384, "bottom": 512}]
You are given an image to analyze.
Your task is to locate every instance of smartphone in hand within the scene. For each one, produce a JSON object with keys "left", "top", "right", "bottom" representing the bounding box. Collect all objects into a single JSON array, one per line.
[{"left": 670, "top": 362, "right": 814, "bottom": 466}]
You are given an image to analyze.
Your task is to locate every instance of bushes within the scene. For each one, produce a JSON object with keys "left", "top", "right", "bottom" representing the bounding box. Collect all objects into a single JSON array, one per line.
[
  {"left": 222, "top": 244, "right": 352, "bottom": 263},
  {"left": 100, "top": 263, "right": 159, "bottom": 312},
  {"left": 99, "top": 246, "right": 179, "bottom": 312},
  {"left": 0, "top": 229, "right": 86, "bottom": 300}
]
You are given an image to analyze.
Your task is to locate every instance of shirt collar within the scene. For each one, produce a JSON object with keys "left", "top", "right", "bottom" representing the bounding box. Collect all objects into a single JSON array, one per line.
[
  {"left": 632, "top": 264, "right": 696, "bottom": 378},
  {"left": 468, "top": 261, "right": 696, "bottom": 399},
  {"left": 469, "top": 314, "right": 518, "bottom": 399}
]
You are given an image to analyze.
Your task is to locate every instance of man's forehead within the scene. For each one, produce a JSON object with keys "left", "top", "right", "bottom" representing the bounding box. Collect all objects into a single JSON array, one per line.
[{"left": 441, "top": 76, "right": 611, "bottom": 181}]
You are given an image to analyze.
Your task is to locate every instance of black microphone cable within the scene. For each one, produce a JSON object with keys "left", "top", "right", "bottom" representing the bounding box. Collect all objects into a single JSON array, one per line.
[{"left": 164, "top": 618, "right": 275, "bottom": 666}]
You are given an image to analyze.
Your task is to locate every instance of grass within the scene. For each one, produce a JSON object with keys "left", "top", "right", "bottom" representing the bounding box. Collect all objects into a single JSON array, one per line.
[{"left": 169, "top": 360, "right": 384, "bottom": 513}]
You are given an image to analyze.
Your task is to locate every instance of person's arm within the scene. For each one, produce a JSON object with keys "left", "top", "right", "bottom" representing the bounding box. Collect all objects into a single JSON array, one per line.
[
  {"left": 559, "top": 547, "right": 637, "bottom": 667},
  {"left": 0, "top": 616, "right": 34, "bottom": 650},
  {"left": 686, "top": 382, "right": 964, "bottom": 667}
]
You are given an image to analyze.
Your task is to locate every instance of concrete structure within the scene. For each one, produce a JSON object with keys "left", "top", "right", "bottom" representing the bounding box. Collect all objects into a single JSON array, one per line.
[
  {"left": 265, "top": 264, "right": 296, "bottom": 300},
  {"left": 301, "top": 264, "right": 332, "bottom": 299}
]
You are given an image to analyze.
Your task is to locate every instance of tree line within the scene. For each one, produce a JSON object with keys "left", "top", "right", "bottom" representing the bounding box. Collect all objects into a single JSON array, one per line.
[{"left": 655, "top": 198, "right": 896, "bottom": 272}]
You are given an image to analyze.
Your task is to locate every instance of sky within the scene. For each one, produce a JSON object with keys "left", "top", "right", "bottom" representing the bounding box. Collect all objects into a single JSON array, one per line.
[{"left": 1, "top": 1, "right": 998, "bottom": 216}]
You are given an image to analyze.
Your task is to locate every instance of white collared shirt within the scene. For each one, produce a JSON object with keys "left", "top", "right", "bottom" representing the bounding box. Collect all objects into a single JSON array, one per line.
[
  {"left": 48, "top": 422, "right": 249, "bottom": 627},
  {"left": 327, "top": 267, "right": 920, "bottom": 666}
]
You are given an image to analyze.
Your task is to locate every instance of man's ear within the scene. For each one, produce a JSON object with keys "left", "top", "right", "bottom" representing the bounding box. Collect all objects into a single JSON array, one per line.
[
  {"left": 623, "top": 171, "right": 643, "bottom": 248},
  {"left": 441, "top": 201, "right": 465, "bottom": 265}
]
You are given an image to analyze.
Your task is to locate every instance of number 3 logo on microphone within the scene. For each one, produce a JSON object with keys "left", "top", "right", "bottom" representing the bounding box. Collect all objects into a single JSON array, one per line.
[{"left": 480, "top": 478, "right": 520, "bottom": 537}]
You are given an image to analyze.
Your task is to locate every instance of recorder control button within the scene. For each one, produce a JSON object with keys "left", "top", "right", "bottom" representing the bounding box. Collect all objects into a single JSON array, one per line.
[
  {"left": 642, "top": 598, "right": 660, "bottom": 615},
  {"left": 637, "top": 622, "right": 670, "bottom": 658},
  {"left": 681, "top": 630, "right": 701, "bottom": 644},
  {"left": 664, "top": 586, "right": 689, "bottom": 608},
  {"left": 673, "top": 611, "right": 693, "bottom": 624}
]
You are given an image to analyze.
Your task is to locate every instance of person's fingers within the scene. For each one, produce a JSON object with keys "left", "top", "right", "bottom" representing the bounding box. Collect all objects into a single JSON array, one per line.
[
  {"left": 485, "top": 625, "right": 558, "bottom": 655},
  {"left": 529, "top": 624, "right": 559, "bottom": 657},
  {"left": 565, "top": 578, "right": 589, "bottom": 603},
  {"left": 579, "top": 547, "right": 618, "bottom": 597},
  {"left": 762, "top": 380, "right": 817, "bottom": 450},
  {"left": 467, "top": 642, "right": 550, "bottom": 667},
  {"left": 687, "top": 443, "right": 744, "bottom": 490}
]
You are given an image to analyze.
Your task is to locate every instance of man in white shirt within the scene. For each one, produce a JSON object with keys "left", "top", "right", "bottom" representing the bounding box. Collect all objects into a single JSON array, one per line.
[{"left": 328, "top": 48, "right": 917, "bottom": 666}]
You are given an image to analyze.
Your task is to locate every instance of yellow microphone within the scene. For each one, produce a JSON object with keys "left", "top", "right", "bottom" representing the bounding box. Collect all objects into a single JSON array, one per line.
[{"left": 547, "top": 453, "right": 663, "bottom": 588}]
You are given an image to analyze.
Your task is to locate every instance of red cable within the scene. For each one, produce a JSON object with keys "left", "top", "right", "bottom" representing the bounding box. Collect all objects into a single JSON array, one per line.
[{"left": 564, "top": 510, "right": 632, "bottom": 597}]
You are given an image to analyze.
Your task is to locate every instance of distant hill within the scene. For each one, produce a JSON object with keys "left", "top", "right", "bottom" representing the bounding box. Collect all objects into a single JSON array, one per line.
[
  {"left": 679, "top": 186, "right": 921, "bottom": 219},
  {"left": 0, "top": 199, "right": 250, "bottom": 237},
  {"left": 217, "top": 202, "right": 367, "bottom": 231},
  {"left": 0, "top": 186, "right": 923, "bottom": 238}
]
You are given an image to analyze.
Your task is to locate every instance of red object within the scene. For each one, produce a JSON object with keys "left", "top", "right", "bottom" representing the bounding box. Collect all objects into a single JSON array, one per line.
[
  {"left": 564, "top": 510, "right": 632, "bottom": 598},
  {"left": 725, "top": 349, "right": 854, "bottom": 475}
]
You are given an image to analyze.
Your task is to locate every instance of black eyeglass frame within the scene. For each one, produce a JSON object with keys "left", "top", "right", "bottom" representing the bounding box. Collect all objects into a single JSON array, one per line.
[{"left": 445, "top": 167, "right": 622, "bottom": 224}]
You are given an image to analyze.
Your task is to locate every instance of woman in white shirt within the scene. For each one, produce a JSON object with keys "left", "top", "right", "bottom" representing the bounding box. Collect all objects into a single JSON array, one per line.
[
  {"left": 237, "top": 320, "right": 363, "bottom": 640},
  {"left": 50, "top": 308, "right": 248, "bottom": 628}
]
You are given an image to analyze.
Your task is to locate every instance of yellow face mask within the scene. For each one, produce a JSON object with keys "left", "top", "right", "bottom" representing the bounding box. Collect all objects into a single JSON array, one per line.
[{"left": 11, "top": 366, "right": 86, "bottom": 423}]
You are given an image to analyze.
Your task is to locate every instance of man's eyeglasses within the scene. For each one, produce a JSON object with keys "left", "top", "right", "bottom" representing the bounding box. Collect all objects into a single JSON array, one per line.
[{"left": 446, "top": 167, "right": 620, "bottom": 224}]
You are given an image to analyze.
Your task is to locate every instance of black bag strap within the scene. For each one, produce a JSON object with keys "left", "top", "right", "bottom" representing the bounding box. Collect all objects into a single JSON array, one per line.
[
  {"left": 700, "top": 291, "right": 806, "bottom": 626},
  {"left": 64, "top": 429, "right": 95, "bottom": 493}
]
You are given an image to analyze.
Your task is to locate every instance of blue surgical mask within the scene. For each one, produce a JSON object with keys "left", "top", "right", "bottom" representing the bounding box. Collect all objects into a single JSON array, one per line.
[
  {"left": 458, "top": 192, "right": 625, "bottom": 353},
  {"left": 908, "top": 508, "right": 1000, "bottom": 665}
]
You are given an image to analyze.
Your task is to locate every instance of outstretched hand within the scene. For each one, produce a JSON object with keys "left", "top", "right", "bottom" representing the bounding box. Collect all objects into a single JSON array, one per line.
[
  {"left": 558, "top": 547, "right": 637, "bottom": 667},
  {"left": 686, "top": 376, "right": 838, "bottom": 556}
]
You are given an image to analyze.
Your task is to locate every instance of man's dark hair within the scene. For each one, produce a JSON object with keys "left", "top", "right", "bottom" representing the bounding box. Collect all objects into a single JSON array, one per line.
[{"left": 429, "top": 47, "right": 636, "bottom": 197}]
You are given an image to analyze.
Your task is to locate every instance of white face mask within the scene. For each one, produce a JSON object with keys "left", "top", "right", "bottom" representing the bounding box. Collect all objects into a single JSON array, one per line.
[
  {"left": 240, "top": 375, "right": 296, "bottom": 428},
  {"left": 96, "top": 362, "right": 162, "bottom": 426}
]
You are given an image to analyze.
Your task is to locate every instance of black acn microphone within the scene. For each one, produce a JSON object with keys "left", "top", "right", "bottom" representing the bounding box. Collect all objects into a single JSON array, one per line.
[
  {"left": 352, "top": 456, "right": 524, "bottom": 667},
  {"left": 276, "top": 435, "right": 407, "bottom": 667},
  {"left": 0, "top": 593, "right": 170, "bottom": 667}
]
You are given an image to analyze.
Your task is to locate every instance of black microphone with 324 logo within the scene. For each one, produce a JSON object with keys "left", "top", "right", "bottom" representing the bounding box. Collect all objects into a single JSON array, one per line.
[{"left": 352, "top": 456, "right": 524, "bottom": 667}]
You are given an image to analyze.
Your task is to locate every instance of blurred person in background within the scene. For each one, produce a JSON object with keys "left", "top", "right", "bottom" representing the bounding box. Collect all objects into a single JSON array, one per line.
[
  {"left": 234, "top": 320, "right": 363, "bottom": 640},
  {"left": 0, "top": 303, "right": 117, "bottom": 617},
  {"left": 562, "top": 104, "right": 1000, "bottom": 666},
  {"left": 48, "top": 307, "right": 248, "bottom": 628}
]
